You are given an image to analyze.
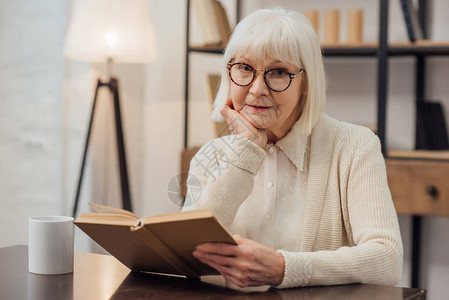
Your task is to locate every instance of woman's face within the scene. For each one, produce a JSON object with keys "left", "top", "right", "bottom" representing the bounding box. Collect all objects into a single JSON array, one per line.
[{"left": 230, "top": 55, "right": 306, "bottom": 139}]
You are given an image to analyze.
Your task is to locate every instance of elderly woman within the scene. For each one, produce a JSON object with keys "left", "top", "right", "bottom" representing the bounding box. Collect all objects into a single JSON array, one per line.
[{"left": 183, "top": 8, "right": 402, "bottom": 289}]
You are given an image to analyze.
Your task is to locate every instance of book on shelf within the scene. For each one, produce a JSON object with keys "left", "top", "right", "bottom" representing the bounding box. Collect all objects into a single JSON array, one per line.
[
  {"left": 399, "top": 0, "right": 423, "bottom": 42},
  {"left": 428, "top": 102, "right": 449, "bottom": 150},
  {"left": 75, "top": 203, "right": 237, "bottom": 278},
  {"left": 416, "top": 101, "right": 429, "bottom": 149},
  {"left": 213, "top": 0, "right": 232, "bottom": 45},
  {"left": 191, "top": 0, "right": 220, "bottom": 45},
  {"left": 180, "top": 146, "right": 201, "bottom": 197},
  {"left": 416, "top": 101, "right": 449, "bottom": 150},
  {"left": 206, "top": 73, "right": 230, "bottom": 137},
  {"left": 191, "top": 0, "right": 232, "bottom": 47}
]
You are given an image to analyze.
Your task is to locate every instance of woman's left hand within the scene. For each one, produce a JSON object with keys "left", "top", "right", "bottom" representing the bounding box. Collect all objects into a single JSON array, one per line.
[{"left": 193, "top": 234, "right": 285, "bottom": 287}]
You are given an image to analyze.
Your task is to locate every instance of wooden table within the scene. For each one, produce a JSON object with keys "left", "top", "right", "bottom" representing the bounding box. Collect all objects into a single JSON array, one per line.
[{"left": 0, "top": 245, "right": 426, "bottom": 299}]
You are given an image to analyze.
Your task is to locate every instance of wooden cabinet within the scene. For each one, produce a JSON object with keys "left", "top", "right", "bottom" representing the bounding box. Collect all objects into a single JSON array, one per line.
[{"left": 387, "top": 158, "right": 449, "bottom": 216}]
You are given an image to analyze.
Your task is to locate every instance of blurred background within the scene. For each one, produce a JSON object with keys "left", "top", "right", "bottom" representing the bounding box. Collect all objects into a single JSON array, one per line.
[{"left": 1, "top": 0, "right": 448, "bottom": 299}]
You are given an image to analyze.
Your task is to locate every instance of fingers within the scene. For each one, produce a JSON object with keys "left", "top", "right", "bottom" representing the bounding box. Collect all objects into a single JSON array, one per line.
[
  {"left": 219, "top": 99, "right": 268, "bottom": 148},
  {"left": 222, "top": 110, "right": 260, "bottom": 140},
  {"left": 225, "top": 97, "right": 234, "bottom": 109},
  {"left": 195, "top": 242, "right": 237, "bottom": 256},
  {"left": 220, "top": 98, "right": 249, "bottom": 133},
  {"left": 233, "top": 234, "right": 260, "bottom": 247},
  {"left": 220, "top": 100, "right": 240, "bottom": 134},
  {"left": 193, "top": 250, "right": 234, "bottom": 268},
  {"left": 194, "top": 238, "right": 285, "bottom": 287},
  {"left": 194, "top": 253, "right": 260, "bottom": 288},
  {"left": 221, "top": 271, "right": 260, "bottom": 288},
  {"left": 233, "top": 234, "right": 247, "bottom": 244},
  {"left": 220, "top": 99, "right": 238, "bottom": 125},
  {"left": 193, "top": 243, "right": 248, "bottom": 276}
]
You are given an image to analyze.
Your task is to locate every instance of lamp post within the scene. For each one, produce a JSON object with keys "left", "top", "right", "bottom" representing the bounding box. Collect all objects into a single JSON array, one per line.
[{"left": 64, "top": 0, "right": 157, "bottom": 216}]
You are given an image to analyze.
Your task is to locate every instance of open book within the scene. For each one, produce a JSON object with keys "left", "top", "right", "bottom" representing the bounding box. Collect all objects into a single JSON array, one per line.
[{"left": 75, "top": 203, "right": 237, "bottom": 278}]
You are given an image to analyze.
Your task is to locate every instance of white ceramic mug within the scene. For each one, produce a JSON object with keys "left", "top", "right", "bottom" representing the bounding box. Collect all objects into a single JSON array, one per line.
[{"left": 28, "top": 216, "right": 74, "bottom": 275}]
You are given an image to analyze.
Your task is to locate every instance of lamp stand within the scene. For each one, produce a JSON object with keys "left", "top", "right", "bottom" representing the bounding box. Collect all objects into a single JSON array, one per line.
[{"left": 72, "top": 77, "right": 132, "bottom": 217}]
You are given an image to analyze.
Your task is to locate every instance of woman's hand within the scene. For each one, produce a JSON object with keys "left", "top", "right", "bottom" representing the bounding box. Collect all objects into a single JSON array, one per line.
[
  {"left": 220, "top": 98, "right": 268, "bottom": 148},
  {"left": 193, "top": 234, "right": 285, "bottom": 287}
]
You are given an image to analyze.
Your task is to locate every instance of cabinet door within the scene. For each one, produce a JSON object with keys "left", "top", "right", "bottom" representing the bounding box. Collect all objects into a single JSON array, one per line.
[{"left": 386, "top": 159, "right": 449, "bottom": 216}]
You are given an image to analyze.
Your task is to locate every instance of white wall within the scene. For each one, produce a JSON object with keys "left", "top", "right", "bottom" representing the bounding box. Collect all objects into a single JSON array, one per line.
[
  {"left": 1, "top": 0, "right": 448, "bottom": 299},
  {"left": 0, "top": 0, "right": 66, "bottom": 245}
]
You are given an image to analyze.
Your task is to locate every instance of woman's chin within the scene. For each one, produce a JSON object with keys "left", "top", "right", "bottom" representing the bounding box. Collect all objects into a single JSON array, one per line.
[
  {"left": 241, "top": 110, "right": 274, "bottom": 129},
  {"left": 241, "top": 113, "right": 265, "bottom": 129}
]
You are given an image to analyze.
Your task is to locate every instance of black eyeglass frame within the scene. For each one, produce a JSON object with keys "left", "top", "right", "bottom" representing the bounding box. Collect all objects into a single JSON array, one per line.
[{"left": 227, "top": 61, "right": 305, "bottom": 92}]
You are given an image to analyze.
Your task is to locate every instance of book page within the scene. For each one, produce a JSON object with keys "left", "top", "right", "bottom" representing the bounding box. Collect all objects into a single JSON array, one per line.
[
  {"left": 88, "top": 202, "right": 138, "bottom": 218},
  {"left": 141, "top": 209, "right": 214, "bottom": 224},
  {"left": 75, "top": 213, "right": 138, "bottom": 226}
]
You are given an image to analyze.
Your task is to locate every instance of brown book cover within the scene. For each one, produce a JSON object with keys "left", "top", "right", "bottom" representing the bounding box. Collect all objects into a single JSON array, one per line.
[
  {"left": 180, "top": 146, "right": 201, "bottom": 197},
  {"left": 206, "top": 73, "right": 230, "bottom": 138},
  {"left": 75, "top": 203, "right": 237, "bottom": 278},
  {"left": 191, "top": 0, "right": 222, "bottom": 45},
  {"left": 213, "top": 0, "right": 232, "bottom": 46}
]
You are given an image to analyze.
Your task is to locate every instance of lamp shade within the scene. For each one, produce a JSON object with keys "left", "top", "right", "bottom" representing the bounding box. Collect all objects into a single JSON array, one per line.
[{"left": 64, "top": 0, "right": 157, "bottom": 63}]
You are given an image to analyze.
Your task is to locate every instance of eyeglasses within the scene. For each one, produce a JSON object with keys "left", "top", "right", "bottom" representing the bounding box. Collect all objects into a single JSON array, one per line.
[{"left": 227, "top": 61, "right": 305, "bottom": 92}]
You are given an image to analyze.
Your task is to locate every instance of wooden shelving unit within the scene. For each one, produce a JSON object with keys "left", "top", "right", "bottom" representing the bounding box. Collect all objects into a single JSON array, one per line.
[
  {"left": 189, "top": 41, "right": 449, "bottom": 58},
  {"left": 388, "top": 149, "right": 449, "bottom": 161},
  {"left": 184, "top": 0, "right": 241, "bottom": 148},
  {"left": 389, "top": 41, "right": 449, "bottom": 56},
  {"left": 188, "top": 45, "right": 227, "bottom": 54}
]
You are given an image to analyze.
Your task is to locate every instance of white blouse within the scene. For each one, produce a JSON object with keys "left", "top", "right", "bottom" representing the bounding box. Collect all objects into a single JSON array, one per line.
[{"left": 231, "top": 134, "right": 309, "bottom": 251}]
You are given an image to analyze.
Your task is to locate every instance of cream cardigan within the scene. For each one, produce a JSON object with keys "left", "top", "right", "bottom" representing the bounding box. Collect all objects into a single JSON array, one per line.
[{"left": 184, "top": 113, "right": 403, "bottom": 288}]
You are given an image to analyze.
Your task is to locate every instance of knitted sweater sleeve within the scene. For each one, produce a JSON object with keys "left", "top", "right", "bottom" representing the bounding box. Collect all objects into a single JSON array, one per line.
[
  {"left": 182, "top": 135, "right": 266, "bottom": 229},
  {"left": 277, "top": 133, "right": 403, "bottom": 288}
]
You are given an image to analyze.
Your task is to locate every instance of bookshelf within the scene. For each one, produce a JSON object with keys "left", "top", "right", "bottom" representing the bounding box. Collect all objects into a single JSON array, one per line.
[
  {"left": 389, "top": 41, "right": 449, "bottom": 56},
  {"left": 189, "top": 43, "right": 449, "bottom": 60},
  {"left": 189, "top": 41, "right": 449, "bottom": 58},
  {"left": 184, "top": 0, "right": 449, "bottom": 289},
  {"left": 184, "top": 0, "right": 241, "bottom": 148},
  {"left": 388, "top": 149, "right": 449, "bottom": 161}
]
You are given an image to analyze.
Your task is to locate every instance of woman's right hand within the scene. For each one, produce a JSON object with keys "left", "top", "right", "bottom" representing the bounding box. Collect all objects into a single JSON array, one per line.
[{"left": 220, "top": 98, "right": 268, "bottom": 148}]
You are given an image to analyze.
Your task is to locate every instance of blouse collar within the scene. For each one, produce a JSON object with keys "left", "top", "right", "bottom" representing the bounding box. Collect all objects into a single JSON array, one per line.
[{"left": 276, "top": 120, "right": 309, "bottom": 171}]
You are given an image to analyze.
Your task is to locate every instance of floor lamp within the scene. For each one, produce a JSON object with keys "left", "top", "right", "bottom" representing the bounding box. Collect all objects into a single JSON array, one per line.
[{"left": 64, "top": 0, "right": 157, "bottom": 217}]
